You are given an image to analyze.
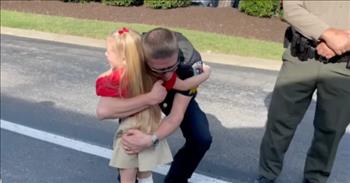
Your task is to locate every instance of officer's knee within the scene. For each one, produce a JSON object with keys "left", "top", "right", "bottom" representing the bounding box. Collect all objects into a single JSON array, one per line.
[
  {"left": 202, "top": 136, "right": 212, "bottom": 150},
  {"left": 192, "top": 135, "right": 212, "bottom": 151}
]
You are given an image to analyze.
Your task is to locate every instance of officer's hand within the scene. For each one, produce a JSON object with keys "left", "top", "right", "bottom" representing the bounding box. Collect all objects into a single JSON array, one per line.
[
  {"left": 147, "top": 80, "right": 167, "bottom": 105},
  {"left": 345, "top": 30, "right": 350, "bottom": 52},
  {"left": 316, "top": 42, "right": 336, "bottom": 59},
  {"left": 321, "top": 28, "right": 350, "bottom": 55},
  {"left": 121, "top": 129, "right": 152, "bottom": 154}
]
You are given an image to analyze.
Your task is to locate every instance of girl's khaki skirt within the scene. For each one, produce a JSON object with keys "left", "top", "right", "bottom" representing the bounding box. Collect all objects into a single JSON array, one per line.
[{"left": 109, "top": 117, "right": 173, "bottom": 172}]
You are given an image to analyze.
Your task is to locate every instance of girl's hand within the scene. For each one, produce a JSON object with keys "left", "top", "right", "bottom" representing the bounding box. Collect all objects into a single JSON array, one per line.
[
  {"left": 147, "top": 80, "right": 167, "bottom": 105},
  {"left": 202, "top": 64, "right": 211, "bottom": 75}
]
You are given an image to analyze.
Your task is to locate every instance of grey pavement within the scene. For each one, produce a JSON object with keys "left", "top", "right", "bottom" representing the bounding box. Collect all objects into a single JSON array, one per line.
[{"left": 1, "top": 33, "right": 349, "bottom": 183}]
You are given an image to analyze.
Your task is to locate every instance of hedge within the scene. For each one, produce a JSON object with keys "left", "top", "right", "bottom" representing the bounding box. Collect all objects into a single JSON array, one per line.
[
  {"left": 239, "top": 0, "right": 281, "bottom": 17},
  {"left": 102, "top": 0, "right": 143, "bottom": 6},
  {"left": 144, "top": 0, "right": 191, "bottom": 9}
]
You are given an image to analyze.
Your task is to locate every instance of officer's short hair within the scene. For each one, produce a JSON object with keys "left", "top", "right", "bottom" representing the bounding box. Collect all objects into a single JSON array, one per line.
[{"left": 142, "top": 27, "right": 179, "bottom": 61}]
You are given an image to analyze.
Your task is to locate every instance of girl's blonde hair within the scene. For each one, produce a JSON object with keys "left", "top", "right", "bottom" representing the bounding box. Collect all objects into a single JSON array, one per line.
[{"left": 108, "top": 28, "right": 161, "bottom": 133}]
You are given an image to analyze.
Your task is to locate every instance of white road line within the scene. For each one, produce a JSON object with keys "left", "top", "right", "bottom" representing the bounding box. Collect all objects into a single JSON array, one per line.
[{"left": 1, "top": 119, "right": 230, "bottom": 183}]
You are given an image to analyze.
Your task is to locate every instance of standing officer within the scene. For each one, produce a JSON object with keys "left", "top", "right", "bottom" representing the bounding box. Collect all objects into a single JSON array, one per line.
[{"left": 255, "top": 1, "right": 350, "bottom": 183}]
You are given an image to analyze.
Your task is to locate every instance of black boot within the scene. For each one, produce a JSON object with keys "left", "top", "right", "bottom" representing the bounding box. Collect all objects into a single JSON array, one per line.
[{"left": 164, "top": 175, "right": 188, "bottom": 183}]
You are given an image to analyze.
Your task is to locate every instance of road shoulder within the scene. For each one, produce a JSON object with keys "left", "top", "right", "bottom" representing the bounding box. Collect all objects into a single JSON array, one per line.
[{"left": 1, "top": 26, "right": 282, "bottom": 71}]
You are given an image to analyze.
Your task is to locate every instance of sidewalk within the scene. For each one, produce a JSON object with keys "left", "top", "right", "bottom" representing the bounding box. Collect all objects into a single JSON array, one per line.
[{"left": 1, "top": 27, "right": 282, "bottom": 71}]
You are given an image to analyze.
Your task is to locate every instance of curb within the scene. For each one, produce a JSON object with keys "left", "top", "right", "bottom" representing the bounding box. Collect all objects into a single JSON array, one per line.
[{"left": 1, "top": 27, "right": 282, "bottom": 71}]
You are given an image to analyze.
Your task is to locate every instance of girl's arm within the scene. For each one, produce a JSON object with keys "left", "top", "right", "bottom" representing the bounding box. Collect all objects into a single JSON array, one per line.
[
  {"left": 96, "top": 80, "right": 167, "bottom": 120},
  {"left": 173, "top": 64, "right": 211, "bottom": 91},
  {"left": 97, "top": 95, "right": 150, "bottom": 120}
]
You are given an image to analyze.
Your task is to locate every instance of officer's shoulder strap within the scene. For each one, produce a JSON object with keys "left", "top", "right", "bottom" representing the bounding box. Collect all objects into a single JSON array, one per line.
[{"left": 174, "top": 32, "right": 202, "bottom": 65}]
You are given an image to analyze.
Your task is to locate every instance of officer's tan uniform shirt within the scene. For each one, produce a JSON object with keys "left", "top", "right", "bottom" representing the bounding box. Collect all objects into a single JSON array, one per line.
[{"left": 283, "top": 0, "right": 350, "bottom": 40}]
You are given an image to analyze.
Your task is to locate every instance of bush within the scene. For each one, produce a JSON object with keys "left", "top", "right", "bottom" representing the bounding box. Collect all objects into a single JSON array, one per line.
[
  {"left": 144, "top": 0, "right": 191, "bottom": 9},
  {"left": 102, "top": 0, "right": 143, "bottom": 6},
  {"left": 239, "top": 0, "right": 281, "bottom": 18}
]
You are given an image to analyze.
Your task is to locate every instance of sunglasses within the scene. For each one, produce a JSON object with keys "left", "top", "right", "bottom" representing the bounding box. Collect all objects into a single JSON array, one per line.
[{"left": 148, "top": 60, "right": 180, "bottom": 74}]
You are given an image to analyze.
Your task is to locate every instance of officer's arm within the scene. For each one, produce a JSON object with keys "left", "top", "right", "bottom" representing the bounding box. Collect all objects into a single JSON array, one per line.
[
  {"left": 284, "top": 1, "right": 350, "bottom": 55},
  {"left": 283, "top": 0, "right": 330, "bottom": 40},
  {"left": 120, "top": 93, "right": 192, "bottom": 154},
  {"left": 154, "top": 93, "right": 192, "bottom": 140}
]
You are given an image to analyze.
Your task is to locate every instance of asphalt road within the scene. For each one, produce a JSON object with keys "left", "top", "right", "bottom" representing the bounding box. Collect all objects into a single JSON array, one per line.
[{"left": 1, "top": 35, "right": 349, "bottom": 183}]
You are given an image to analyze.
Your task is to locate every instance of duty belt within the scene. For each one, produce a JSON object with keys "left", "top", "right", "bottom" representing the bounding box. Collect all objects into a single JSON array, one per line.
[
  {"left": 284, "top": 26, "right": 350, "bottom": 69},
  {"left": 314, "top": 52, "right": 350, "bottom": 65}
]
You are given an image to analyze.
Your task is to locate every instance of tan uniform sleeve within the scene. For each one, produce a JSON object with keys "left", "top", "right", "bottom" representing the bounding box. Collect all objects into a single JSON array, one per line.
[{"left": 283, "top": 0, "right": 330, "bottom": 40}]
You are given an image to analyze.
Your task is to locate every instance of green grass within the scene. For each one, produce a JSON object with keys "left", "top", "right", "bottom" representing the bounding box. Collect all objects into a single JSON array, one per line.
[{"left": 1, "top": 10, "right": 283, "bottom": 60}]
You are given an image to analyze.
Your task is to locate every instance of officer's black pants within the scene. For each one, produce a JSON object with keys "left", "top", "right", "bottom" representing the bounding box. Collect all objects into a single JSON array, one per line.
[{"left": 161, "top": 94, "right": 212, "bottom": 183}]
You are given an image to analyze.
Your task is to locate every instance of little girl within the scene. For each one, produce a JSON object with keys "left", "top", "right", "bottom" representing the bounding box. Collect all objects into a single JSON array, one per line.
[{"left": 96, "top": 27, "right": 210, "bottom": 183}]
